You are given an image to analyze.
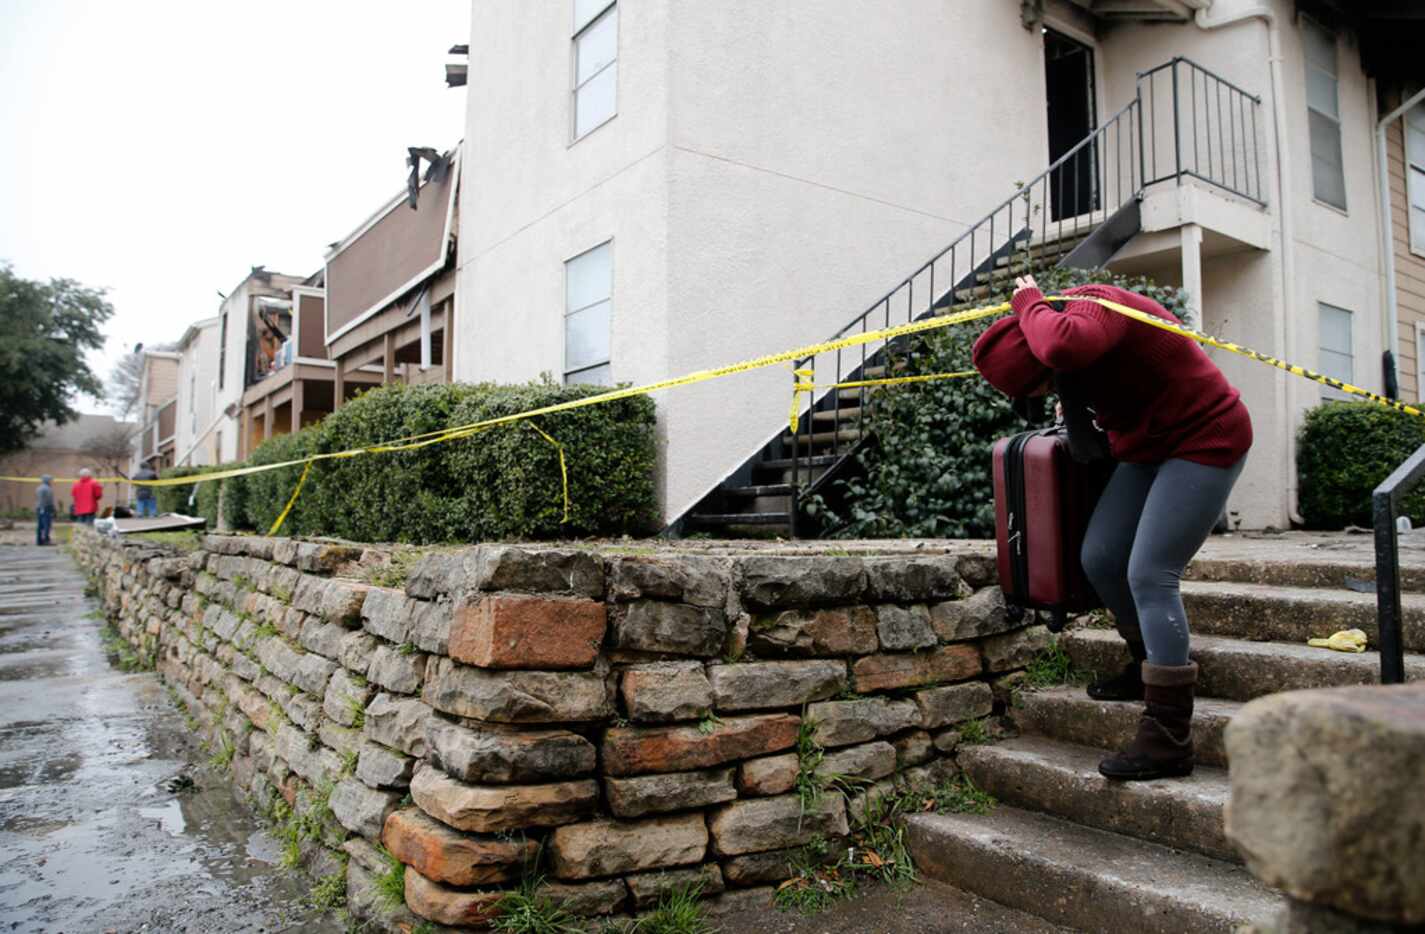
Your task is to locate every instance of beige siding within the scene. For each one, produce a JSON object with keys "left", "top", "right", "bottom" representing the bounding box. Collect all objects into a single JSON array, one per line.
[
  {"left": 1389, "top": 117, "right": 1425, "bottom": 402},
  {"left": 144, "top": 356, "right": 180, "bottom": 407}
]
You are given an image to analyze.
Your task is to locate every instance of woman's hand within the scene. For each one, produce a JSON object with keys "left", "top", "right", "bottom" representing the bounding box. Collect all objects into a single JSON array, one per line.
[{"left": 1013, "top": 275, "right": 1039, "bottom": 299}]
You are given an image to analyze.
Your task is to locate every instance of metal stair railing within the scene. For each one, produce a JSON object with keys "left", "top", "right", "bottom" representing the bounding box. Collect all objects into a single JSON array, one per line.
[
  {"left": 783, "top": 57, "right": 1266, "bottom": 532},
  {"left": 1372, "top": 441, "right": 1425, "bottom": 684}
]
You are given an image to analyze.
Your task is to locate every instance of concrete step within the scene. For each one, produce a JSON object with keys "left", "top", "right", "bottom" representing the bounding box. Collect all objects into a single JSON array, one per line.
[
  {"left": 723, "top": 484, "right": 794, "bottom": 499},
  {"left": 1185, "top": 552, "right": 1425, "bottom": 593},
  {"left": 811, "top": 405, "right": 866, "bottom": 424},
  {"left": 1013, "top": 685, "right": 1239, "bottom": 768},
  {"left": 906, "top": 806, "right": 1282, "bottom": 934},
  {"left": 1180, "top": 579, "right": 1425, "bottom": 651},
  {"left": 686, "top": 512, "right": 790, "bottom": 528},
  {"left": 788, "top": 427, "right": 863, "bottom": 447},
  {"left": 1061, "top": 628, "right": 1425, "bottom": 702},
  {"left": 959, "top": 736, "right": 1236, "bottom": 862}
]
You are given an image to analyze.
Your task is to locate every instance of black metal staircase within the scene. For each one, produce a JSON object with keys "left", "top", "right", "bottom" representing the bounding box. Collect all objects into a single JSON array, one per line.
[{"left": 674, "top": 58, "right": 1264, "bottom": 538}]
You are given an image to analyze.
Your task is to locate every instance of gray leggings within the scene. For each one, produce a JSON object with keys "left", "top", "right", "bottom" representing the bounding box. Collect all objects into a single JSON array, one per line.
[{"left": 1080, "top": 457, "right": 1245, "bottom": 666}]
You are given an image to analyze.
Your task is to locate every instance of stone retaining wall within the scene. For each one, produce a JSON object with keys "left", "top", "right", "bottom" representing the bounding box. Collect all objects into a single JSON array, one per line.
[{"left": 74, "top": 530, "right": 1044, "bottom": 930}]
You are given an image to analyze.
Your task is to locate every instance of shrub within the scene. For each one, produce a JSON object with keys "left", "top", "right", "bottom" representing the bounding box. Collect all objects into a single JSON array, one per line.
[
  {"left": 229, "top": 430, "right": 316, "bottom": 535},
  {"left": 805, "top": 266, "right": 1187, "bottom": 539},
  {"left": 1298, "top": 401, "right": 1425, "bottom": 529},
  {"left": 228, "top": 378, "right": 659, "bottom": 543},
  {"left": 442, "top": 380, "right": 659, "bottom": 541}
]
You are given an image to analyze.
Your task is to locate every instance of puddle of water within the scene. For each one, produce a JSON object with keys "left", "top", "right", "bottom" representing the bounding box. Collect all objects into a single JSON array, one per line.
[
  {"left": 245, "top": 829, "right": 286, "bottom": 865},
  {"left": 0, "top": 547, "right": 343, "bottom": 933},
  {"left": 138, "top": 799, "right": 187, "bottom": 837},
  {"left": 0, "top": 660, "right": 71, "bottom": 682}
]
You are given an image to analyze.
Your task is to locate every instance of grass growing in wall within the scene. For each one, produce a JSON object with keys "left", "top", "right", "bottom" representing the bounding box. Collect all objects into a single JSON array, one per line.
[
  {"left": 489, "top": 876, "right": 582, "bottom": 934},
  {"left": 957, "top": 718, "right": 992, "bottom": 745},
  {"left": 373, "top": 847, "right": 406, "bottom": 912},
  {"left": 774, "top": 775, "right": 997, "bottom": 917},
  {"left": 364, "top": 549, "right": 422, "bottom": 590},
  {"left": 639, "top": 882, "right": 713, "bottom": 934},
  {"left": 344, "top": 696, "right": 367, "bottom": 730},
  {"left": 774, "top": 836, "right": 856, "bottom": 916},
  {"left": 99, "top": 623, "right": 150, "bottom": 672},
  {"left": 129, "top": 530, "right": 202, "bottom": 552},
  {"left": 792, "top": 713, "right": 826, "bottom": 815},
  {"left": 208, "top": 732, "right": 235, "bottom": 770},
  {"left": 1022, "top": 640, "right": 1085, "bottom": 689},
  {"left": 309, "top": 869, "right": 347, "bottom": 911}
]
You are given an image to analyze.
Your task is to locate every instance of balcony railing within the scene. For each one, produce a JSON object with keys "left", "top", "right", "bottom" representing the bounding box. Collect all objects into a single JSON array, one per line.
[{"left": 786, "top": 56, "right": 1266, "bottom": 522}]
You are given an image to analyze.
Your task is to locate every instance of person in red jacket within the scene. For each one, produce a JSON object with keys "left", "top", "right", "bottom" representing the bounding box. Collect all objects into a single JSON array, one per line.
[
  {"left": 973, "top": 276, "right": 1252, "bottom": 782},
  {"left": 71, "top": 468, "right": 104, "bottom": 525}
]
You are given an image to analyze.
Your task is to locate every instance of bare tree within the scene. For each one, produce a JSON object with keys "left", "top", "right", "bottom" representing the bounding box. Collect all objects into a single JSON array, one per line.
[
  {"left": 82, "top": 424, "right": 135, "bottom": 479},
  {"left": 108, "top": 342, "right": 177, "bottom": 420}
]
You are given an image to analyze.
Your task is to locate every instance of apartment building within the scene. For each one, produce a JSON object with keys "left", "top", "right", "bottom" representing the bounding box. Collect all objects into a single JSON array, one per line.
[
  {"left": 1381, "top": 86, "right": 1425, "bottom": 400},
  {"left": 453, "top": 0, "right": 1424, "bottom": 532},
  {"left": 129, "top": 348, "right": 180, "bottom": 472},
  {"left": 321, "top": 148, "right": 461, "bottom": 398},
  {"left": 173, "top": 316, "right": 221, "bottom": 466},
  {"left": 211, "top": 266, "right": 317, "bottom": 461}
]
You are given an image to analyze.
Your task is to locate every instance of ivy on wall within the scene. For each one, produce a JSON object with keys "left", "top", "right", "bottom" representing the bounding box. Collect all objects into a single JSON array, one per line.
[{"left": 804, "top": 266, "right": 1189, "bottom": 539}]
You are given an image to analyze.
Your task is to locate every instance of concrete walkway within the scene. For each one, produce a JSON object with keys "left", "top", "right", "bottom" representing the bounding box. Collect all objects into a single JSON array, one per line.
[{"left": 0, "top": 541, "right": 339, "bottom": 933}]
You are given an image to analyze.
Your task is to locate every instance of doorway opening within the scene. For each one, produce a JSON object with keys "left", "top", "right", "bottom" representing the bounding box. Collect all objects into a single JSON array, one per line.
[{"left": 1045, "top": 29, "right": 1099, "bottom": 221}]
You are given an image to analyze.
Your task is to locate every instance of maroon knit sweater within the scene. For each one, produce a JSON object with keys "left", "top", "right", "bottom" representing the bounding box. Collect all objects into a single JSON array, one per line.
[{"left": 998, "top": 284, "right": 1252, "bottom": 467}]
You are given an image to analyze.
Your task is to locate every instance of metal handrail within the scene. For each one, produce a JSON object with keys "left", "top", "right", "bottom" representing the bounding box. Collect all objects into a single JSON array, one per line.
[
  {"left": 785, "top": 57, "right": 1266, "bottom": 528},
  {"left": 1138, "top": 57, "right": 1266, "bottom": 205},
  {"left": 1372, "top": 442, "right": 1424, "bottom": 683}
]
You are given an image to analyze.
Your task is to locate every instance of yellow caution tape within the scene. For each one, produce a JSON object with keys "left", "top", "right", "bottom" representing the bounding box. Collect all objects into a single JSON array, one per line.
[
  {"left": 1086, "top": 296, "right": 1424, "bottom": 418},
  {"left": 3, "top": 300, "right": 1009, "bottom": 491},
  {"left": 267, "top": 461, "right": 311, "bottom": 536},
  {"left": 522, "top": 421, "right": 571, "bottom": 525},
  {"left": 5, "top": 290, "right": 1422, "bottom": 531},
  {"left": 1307, "top": 628, "right": 1368, "bottom": 653},
  {"left": 788, "top": 368, "right": 979, "bottom": 434}
]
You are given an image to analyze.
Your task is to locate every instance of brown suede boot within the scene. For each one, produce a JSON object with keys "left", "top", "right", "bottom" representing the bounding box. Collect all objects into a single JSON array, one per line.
[
  {"left": 1086, "top": 638, "right": 1147, "bottom": 701},
  {"left": 1098, "top": 661, "right": 1197, "bottom": 781}
]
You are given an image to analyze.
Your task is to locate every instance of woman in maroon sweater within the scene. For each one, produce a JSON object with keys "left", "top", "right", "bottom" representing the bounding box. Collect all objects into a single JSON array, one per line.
[{"left": 973, "top": 276, "right": 1252, "bottom": 781}]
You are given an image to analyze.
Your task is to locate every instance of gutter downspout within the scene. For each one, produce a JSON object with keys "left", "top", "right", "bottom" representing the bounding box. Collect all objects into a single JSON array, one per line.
[
  {"left": 1195, "top": 2, "right": 1303, "bottom": 526},
  {"left": 1376, "top": 88, "right": 1425, "bottom": 398}
]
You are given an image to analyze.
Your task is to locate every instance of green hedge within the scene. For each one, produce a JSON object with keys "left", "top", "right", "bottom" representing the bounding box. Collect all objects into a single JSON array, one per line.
[
  {"left": 226, "top": 379, "right": 658, "bottom": 543},
  {"left": 1298, "top": 402, "right": 1425, "bottom": 529},
  {"left": 804, "top": 266, "right": 1188, "bottom": 539}
]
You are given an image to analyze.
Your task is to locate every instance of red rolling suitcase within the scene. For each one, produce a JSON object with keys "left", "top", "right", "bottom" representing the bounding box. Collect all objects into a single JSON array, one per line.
[{"left": 992, "top": 427, "right": 1113, "bottom": 632}]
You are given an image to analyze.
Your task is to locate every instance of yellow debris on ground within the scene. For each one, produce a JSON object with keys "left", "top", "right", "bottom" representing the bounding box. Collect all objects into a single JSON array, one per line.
[{"left": 1306, "top": 629, "right": 1368, "bottom": 653}]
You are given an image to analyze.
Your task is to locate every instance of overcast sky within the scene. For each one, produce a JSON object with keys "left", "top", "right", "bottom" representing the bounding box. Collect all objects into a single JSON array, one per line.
[{"left": 0, "top": 0, "right": 469, "bottom": 415}]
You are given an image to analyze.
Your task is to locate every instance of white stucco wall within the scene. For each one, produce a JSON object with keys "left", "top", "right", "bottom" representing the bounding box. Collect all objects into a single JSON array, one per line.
[
  {"left": 212, "top": 282, "right": 259, "bottom": 464},
  {"left": 456, "top": 0, "right": 1393, "bottom": 530},
  {"left": 176, "top": 321, "right": 220, "bottom": 466},
  {"left": 1097, "top": 2, "right": 1387, "bottom": 529},
  {"left": 457, "top": 0, "right": 672, "bottom": 378},
  {"left": 457, "top": 0, "right": 1052, "bottom": 521}
]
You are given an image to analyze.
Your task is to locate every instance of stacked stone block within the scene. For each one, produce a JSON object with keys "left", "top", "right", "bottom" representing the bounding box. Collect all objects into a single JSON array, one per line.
[{"left": 75, "top": 532, "right": 1047, "bottom": 931}]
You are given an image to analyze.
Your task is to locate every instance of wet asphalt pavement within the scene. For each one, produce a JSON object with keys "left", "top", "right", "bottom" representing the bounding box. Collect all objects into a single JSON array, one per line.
[{"left": 0, "top": 538, "right": 342, "bottom": 933}]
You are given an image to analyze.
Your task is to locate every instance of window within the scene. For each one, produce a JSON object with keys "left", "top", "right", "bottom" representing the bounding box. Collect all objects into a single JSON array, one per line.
[
  {"left": 189, "top": 371, "right": 197, "bottom": 434},
  {"left": 218, "top": 312, "right": 228, "bottom": 390},
  {"left": 572, "top": 0, "right": 617, "bottom": 141},
  {"left": 1318, "top": 302, "right": 1353, "bottom": 391},
  {"left": 1303, "top": 18, "right": 1346, "bottom": 210},
  {"left": 564, "top": 241, "right": 612, "bottom": 386},
  {"left": 1407, "top": 101, "right": 1425, "bottom": 254}
]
